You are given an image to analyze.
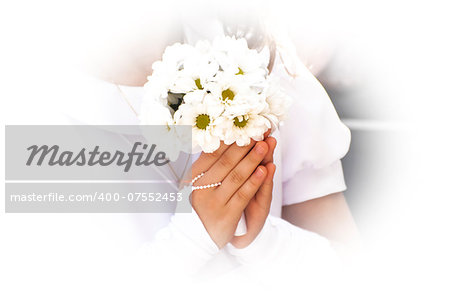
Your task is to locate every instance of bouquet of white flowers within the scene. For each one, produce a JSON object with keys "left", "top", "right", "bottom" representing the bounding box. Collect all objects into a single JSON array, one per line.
[{"left": 140, "top": 36, "right": 292, "bottom": 154}]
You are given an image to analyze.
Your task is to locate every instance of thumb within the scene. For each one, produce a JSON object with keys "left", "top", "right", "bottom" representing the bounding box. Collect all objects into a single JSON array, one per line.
[{"left": 255, "top": 163, "right": 276, "bottom": 209}]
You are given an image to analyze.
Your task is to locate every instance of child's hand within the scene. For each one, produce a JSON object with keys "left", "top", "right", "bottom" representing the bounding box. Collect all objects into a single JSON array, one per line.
[
  {"left": 191, "top": 140, "right": 269, "bottom": 249},
  {"left": 231, "top": 136, "right": 276, "bottom": 249}
]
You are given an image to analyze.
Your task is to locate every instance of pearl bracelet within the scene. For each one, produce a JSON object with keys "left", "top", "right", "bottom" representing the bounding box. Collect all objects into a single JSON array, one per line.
[
  {"left": 191, "top": 172, "right": 205, "bottom": 184},
  {"left": 192, "top": 182, "right": 222, "bottom": 190},
  {"left": 191, "top": 172, "right": 221, "bottom": 190}
]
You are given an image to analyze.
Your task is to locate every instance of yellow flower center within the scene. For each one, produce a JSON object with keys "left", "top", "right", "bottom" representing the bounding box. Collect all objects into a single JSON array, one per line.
[
  {"left": 195, "top": 78, "right": 203, "bottom": 90},
  {"left": 222, "top": 89, "right": 235, "bottom": 101},
  {"left": 195, "top": 114, "right": 210, "bottom": 130},
  {"left": 233, "top": 116, "right": 248, "bottom": 128},
  {"left": 236, "top": 67, "right": 244, "bottom": 75}
]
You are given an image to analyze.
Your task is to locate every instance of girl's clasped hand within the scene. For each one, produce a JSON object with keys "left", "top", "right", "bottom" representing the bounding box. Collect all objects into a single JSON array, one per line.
[{"left": 191, "top": 132, "right": 277, "bottom": 249}]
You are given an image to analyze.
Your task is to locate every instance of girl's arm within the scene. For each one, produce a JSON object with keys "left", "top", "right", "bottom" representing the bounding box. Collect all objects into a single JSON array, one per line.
[
  {"left": 137, "top": 139, "right": 274, "bottom": 277},
  {"left": 282, "top": 192, "right": 359, "bottom": 245}
]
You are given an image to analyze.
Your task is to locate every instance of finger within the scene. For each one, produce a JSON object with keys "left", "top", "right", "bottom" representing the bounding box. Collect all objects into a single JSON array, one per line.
[
  {"left": 218, "top": 141, "right": 268, "bottom": 199},
  {"left": 191, "top": 142, "right": 230, "bottom": 179},
  {"left": 261, "top": 137, "right": 277, "bottom": 165},
  {"left": 255, "top": 163, "right": 275, "bottom": 208},
  {"left": 198, "top": 140, "right": 256, "bottom": 185},
  {"left": 263, "top": 129, "right": 271, "bottom": 139},
  {"left": 228, "top": 165, "right": 267, "bottom": 212},
  {"left": 229, "top": 163, "right": 275, "bottom": 249}
]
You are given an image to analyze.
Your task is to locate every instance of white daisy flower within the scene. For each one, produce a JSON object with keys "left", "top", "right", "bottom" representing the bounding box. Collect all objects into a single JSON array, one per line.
[
  {"left": 212, "top": 36, "right": 269, "bottom": 85},
  {"left": 171, "top": 55, "right": 219, "bottom": 94},
  {"left": 262, "top": 78, "right": 293, "bottom": 129},
  {"left": 144, "top": 43, "right": 200, "bottom": 106},
  {"left": 206, "top": 75, "right": 260, "bottom": 109},
  {"left": 174, "top": 100, "right": 223, "bottom": 153},
  {"left": 216, "top": 112, "right": 271, "bottom": 146},
  {"left": 157, "top": 43, "right": 197, "bottom": 73}
]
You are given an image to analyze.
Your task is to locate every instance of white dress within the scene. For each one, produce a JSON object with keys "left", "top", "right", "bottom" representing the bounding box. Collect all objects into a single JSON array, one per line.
[
  {"left": 59, "top": 54, "right": 350, "bottom": 291},
  {"left": 62, "top": 56, "right": 350, "bottom": 218},
  {"left": 57, "top": 23, "right": 351, "bottom": 300}
]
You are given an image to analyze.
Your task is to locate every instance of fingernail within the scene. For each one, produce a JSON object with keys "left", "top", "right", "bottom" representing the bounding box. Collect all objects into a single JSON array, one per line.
[
  {"left": 256, "top": 166, "right": 265, "bottom": 176},
  {"left": 255, "top": 143, "right": 266, "bottom": 155}
]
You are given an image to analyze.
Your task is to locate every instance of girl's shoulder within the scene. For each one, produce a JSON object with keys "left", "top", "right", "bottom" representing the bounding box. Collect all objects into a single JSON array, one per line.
[{"left": 272, "top": 54, "right": 350, "bottom": 182}]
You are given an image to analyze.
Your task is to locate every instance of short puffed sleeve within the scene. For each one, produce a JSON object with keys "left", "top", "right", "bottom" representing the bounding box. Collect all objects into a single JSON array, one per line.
[{"left": 274, "top": 56, "right": 351, "bottom": 205}]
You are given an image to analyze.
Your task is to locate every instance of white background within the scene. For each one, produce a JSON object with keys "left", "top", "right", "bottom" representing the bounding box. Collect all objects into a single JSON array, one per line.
[{"left": 1, "top": 0, "right": 449, "bottom": 299}]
